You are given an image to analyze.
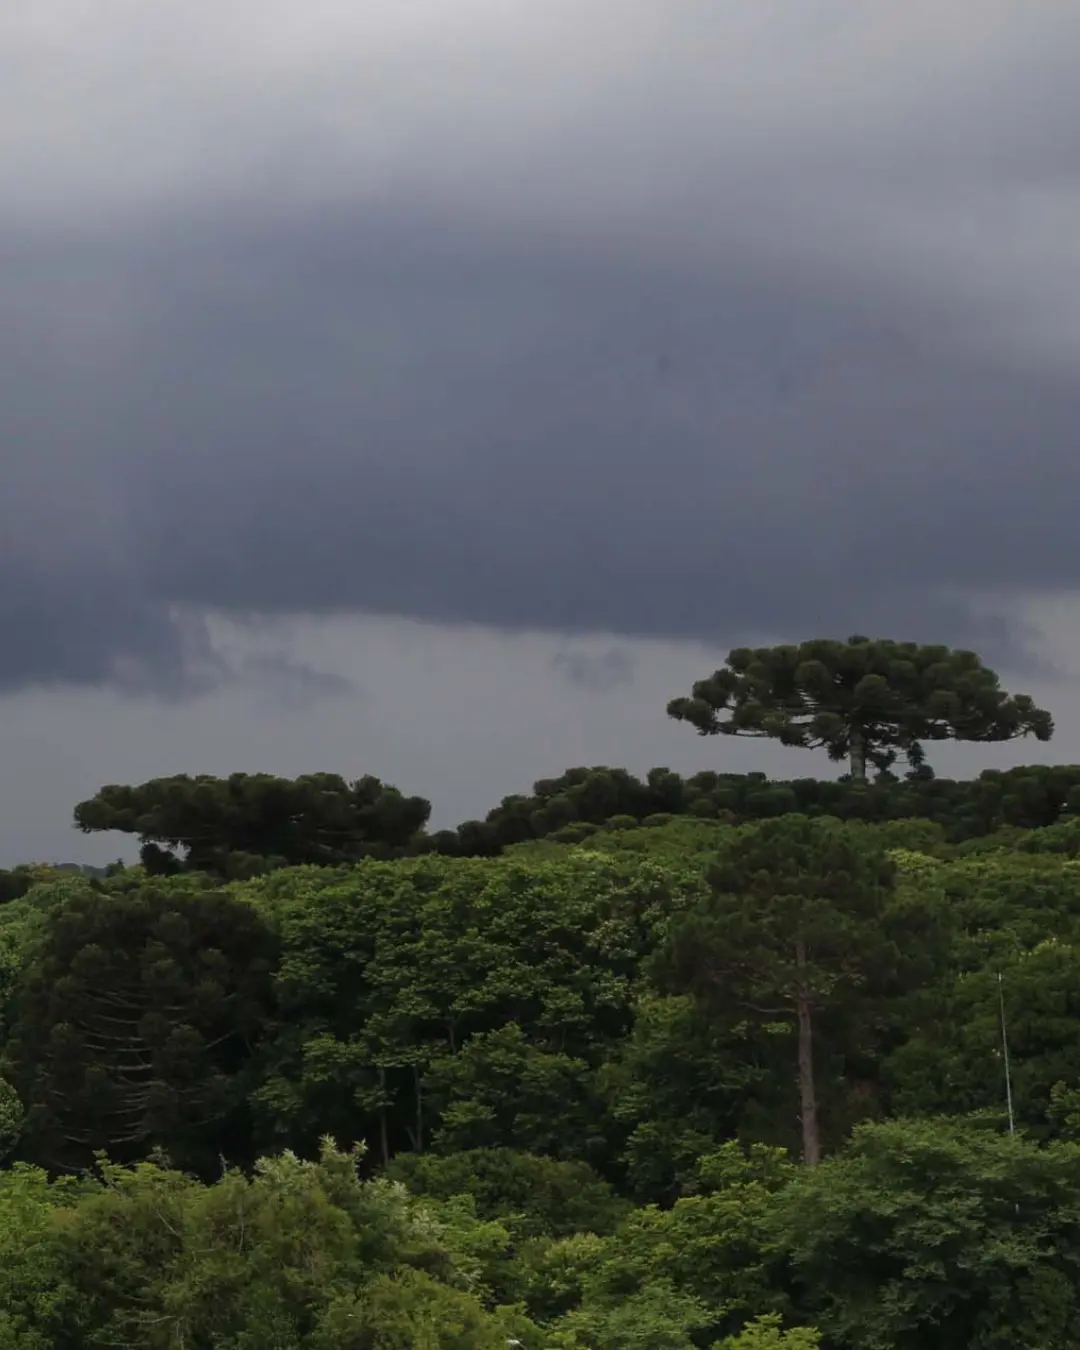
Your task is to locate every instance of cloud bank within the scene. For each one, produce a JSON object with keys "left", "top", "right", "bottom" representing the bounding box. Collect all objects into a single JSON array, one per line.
[{"left": 4, "top": 1, "right": 1080, "bottom": 694}]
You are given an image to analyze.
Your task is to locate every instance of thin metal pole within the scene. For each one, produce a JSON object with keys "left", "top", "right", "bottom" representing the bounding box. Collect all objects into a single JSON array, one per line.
[{"left": 999, "top": 972, "right": 1015, "bottom": 1137}]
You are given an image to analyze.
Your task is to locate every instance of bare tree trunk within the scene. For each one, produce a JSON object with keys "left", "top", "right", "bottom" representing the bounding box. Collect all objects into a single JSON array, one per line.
[
  {"left": 795, "top": 941, "right": 821, "bottom": 1166},
  {"left": 848, "top": 729, "right": 867, "bottom": 783},
  {"left": 378, "top": 1067, "right": 390, "bottom": 1167}
]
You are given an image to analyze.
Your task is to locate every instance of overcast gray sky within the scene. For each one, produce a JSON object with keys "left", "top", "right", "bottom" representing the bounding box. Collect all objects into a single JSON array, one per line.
[{"left": 4, "top": 1, "right": 1080, "bottom": 864}]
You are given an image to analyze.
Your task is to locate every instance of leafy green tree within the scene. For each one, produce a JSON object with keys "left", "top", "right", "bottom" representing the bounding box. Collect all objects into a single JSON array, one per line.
[
  {"left": 566, "top": 818, "right": 740, "bottom": 864},
  {"left": 885, "top": 938, "right": 1080, "bottom": 1135},
  {"left": 246, "top": 853, "right": 704, "bottom": 1165},
  {"left": 0, "top": 867, "right": 37, "bottom": 906},
  {"left": 2, "top": 882, "right": 276, "bottom": 1175},
  {"left": 73, "top": 771, "right": 432, "bottom": 877},
  {"left": 668, "top": 637, "right": 1052, "bottom": 781},
  {"left": 462, "top": 767, "right": 691, "bottom": 853},
  {"left": 425, "top": 1025, "right": 604, "bottom": 1161},
  {"left": 1048, "top": 1079, "right": 1080, "bottom": 1138},
  {"left": 549, "top": 1283, "right": 718, "bottom": 1349},
  {"left": 451, "top": 761, "right": 1080, "bottom": 853},
  {"left": 0, "top": 1164, "right": 88, "bottom": 1350},
  {"left": 0, "top": 1078, "right": 22, "bottom": 1160},
  {"left": 659, "top": 817, "right": 906, "bottom": 1164},
  {"left": 715, "top": 1315, "right": 821, "bottom": 1349},
  {"left": 385, "top": 1148, "right": 629, "bottom": 1241},
  {"left": 773, "top": 1116, "right": 1080, "bottom": 1350},
  {"left": 599, "top": 993, "right": 765, "bottom": 1201},
  {"left": 41, "top": 1139, "right": 541, "bottom": 1349},
  {"left": 313, "top": 1266, "right": 540, "bottom": 1349},
  {"left": 546, "top": 1143, "right": 793, "bottom": 1347},
  {"left": 894, "top": 852, "right": 1080, "bottom": 970}
]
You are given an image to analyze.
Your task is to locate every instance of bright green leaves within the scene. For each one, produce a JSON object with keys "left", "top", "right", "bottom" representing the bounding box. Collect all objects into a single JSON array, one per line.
[
  {"left": 0, "top": 1165, "right": 86, "bottom": 1350},
  {"left": 424, "top": 1026, "right": 603, "bottom": 1160},
  {"left": 772, "top": 1117, "right": 1080, "bottom": 1350},
  {"left": 715, "top": 1316, "right": 821, "bottom": 1349},
  {"left": 246, "top": 852, "right": 704, "bottom": 1164},
  {"left": 0, "top": 1139, "right": 538, "bottom": 1350}
]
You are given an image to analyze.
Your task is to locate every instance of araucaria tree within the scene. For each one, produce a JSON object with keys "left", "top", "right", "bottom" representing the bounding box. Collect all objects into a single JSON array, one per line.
[
  {"left": 73, "top": 772, "right": 432, "bottom": 877},
  {"left": 667, "top": 636, "right": 1053, "bottom": 782},
  {"left": 2, "top": 884, "right": 276, "bottom": 1175},
  {"left": 660, "top": 816, "right": 900, "bottom": 1165}
]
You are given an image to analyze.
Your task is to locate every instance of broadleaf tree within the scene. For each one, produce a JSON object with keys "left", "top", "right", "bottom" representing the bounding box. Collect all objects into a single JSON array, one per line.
[
  {"left": 667, "top": 637, "right": 1052, "bottom": 782},
  {"left": 772, "top": 1116, "right": 1080, "bottom": 1350}
]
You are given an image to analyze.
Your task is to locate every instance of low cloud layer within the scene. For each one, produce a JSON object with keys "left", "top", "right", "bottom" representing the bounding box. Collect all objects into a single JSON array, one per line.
[
  {"left": 4, "top": 2, "right": 1080, "bottom": 695},
  {"left": 553, "top": 648, "right": 638, "bottom": 694}
]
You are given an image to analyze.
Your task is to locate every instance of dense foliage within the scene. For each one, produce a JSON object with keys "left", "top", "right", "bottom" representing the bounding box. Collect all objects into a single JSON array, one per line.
[
  {"left": 69, "top": 761, "right": 1080, "bottom": 874},
  {"left": 74, "top": 772, "right": 432, "bottom": 878},
  {"left": 5, "top": 815, "right": 1080, "bottom": 1344},
  {"left": 667, "top": 637, "right": 1052, "bottom": 780},
  {"left": 6, "top": 638, "right": 1080, "bottom": 1344}
]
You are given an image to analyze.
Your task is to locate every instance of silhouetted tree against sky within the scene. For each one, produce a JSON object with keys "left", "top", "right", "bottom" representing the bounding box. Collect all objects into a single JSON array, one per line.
[
  {"left": 668, "top": 637, "right": 1053, "bottom": 782},
  {"left": 73, "top": 772, "right": 432, "bottom": 877}
]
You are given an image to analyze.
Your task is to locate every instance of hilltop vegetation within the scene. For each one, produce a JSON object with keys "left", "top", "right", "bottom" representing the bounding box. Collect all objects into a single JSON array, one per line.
[{"left": 0, "top": 637, "right": 1078, "bottom": 1347}]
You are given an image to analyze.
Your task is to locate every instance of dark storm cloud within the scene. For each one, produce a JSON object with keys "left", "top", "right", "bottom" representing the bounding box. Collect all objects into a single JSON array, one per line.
[
  {"left": 4, "top": 2, "right": 1080, "bottom": 694},
  {"left": 3, "top": 208, "right": 1078, "bottom": 694}
]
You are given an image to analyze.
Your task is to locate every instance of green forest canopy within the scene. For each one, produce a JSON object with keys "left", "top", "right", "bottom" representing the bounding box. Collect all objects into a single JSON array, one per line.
[{"left": 1, "top": 637, "right": 1078, "bottom": 1347}]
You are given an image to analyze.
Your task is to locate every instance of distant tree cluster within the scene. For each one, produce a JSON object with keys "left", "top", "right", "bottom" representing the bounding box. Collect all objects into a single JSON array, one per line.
[
  {"left": 448, "top": 761, "right": 1080, "bottom": 855},
  {"left": 69, "top": 762, "right": 1080, "bottom": 878},
  {"left": 64, "top": 640, "right": 1056, "bottom": 879}
]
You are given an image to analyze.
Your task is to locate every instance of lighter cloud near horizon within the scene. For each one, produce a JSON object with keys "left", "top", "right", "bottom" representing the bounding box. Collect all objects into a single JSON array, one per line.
[{"left": 1, "top": 599, "right": 1079, "bottom": 869}]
